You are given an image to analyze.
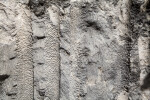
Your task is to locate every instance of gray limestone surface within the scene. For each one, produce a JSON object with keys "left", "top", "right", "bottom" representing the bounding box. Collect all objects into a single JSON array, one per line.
[{"left": 0, "top": 0, "right": 150, "bottom": 100}]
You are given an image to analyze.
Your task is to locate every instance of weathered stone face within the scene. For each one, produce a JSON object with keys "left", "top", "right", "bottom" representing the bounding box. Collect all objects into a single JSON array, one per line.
[{"left": 0, "top": 0, "right": 150, "bottom": 100}]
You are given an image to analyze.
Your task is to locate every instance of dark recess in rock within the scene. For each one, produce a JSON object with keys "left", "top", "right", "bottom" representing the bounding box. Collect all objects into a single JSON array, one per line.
[
  {"left": 28, "top": 0, "right": 46, "bottom": 16},
  {"left": 6, "top": 92, "right": 17, "bottom": 96},
  {"left": 37, "top": 62, "right": 44, "bottom": 65},
  {"left": 145, "top": 1, "right": 150, "bottom": 13},
  {"left": 60, "top": 47, "right": 70, "bottom": 55},
  {"left": 85, "top": 20, "right": 102, "bottom": 31},
  {"left": 141, "top": 70, "right": 150, "bottom": 91},
  {"left": 0, "top": 74, "right": 9, "bottom": 81},
  {"left": 36, "top": 36, "right": 46, "bottom": 40},
  {"left": 9, "top": 56, "right": 16, "bottom": 60},
  {"left": 38, "top": 89, "right": 45, "bottom": 96},
  {"left": 33, "top": 36, "right": 46, "bottom": 43}
]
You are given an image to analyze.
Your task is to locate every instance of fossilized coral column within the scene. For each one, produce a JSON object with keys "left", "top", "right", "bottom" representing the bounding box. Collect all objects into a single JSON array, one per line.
[
  {"left": 44, "top": 5, "right": 60, "bottom": 100},
  {"left": 15, "top": 4, "right": 33, "bottom": 100}
]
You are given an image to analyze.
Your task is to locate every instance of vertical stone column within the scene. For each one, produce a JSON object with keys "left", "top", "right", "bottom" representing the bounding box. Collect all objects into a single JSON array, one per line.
[
  {"left": 44, "top": 5, "right": 60, "bottom": 100},
  {"left": 70, "top": 6, "right": 82, "bottom": 100},
  {"left": 31, "top": 1, "right": 60, "bottom": 99},
  {"left": 15, "top": 4, "right": 33, "bottom": 100}
]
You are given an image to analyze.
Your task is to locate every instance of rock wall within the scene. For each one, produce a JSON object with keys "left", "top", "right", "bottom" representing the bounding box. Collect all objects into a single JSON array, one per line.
[{"left": 0, "top": 0, "right": 149, "bottom": 100}]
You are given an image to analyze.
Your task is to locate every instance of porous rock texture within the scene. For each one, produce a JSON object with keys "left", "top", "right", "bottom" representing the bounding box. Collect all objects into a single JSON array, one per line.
[{"left": 0, "top": 0, "right": 150, "bottom": 100}]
